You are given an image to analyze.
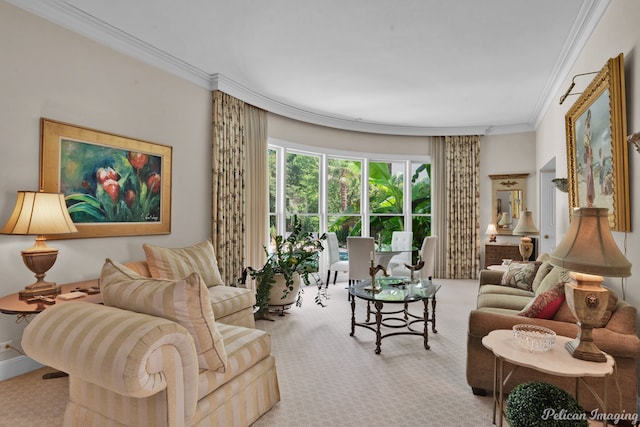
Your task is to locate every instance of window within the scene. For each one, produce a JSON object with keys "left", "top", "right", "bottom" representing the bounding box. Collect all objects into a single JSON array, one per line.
[
  {"left": 411, "top": 162, "right": 432, "bottom": 251},
  {"left": 327, "top": 158, "right": 361, "bottom": 246},
  {"left": 268, "top": 142, "right": 431, "bottom": 255},
  {"left": 369, "top": 161, "right": 404, "bottom": 245},
  {"left": 285, "top": 151, "right": 320, "bottom": 234}
]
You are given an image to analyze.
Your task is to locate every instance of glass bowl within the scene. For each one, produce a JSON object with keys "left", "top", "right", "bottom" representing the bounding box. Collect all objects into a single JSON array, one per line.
[{"left": 512, "top": 324, "right": 556, "bottom": 352}]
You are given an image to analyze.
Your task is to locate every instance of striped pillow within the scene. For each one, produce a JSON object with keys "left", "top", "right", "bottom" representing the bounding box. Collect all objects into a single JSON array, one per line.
[
  {"left": 100, "top": 258, "right": 227, "bottom": 372},
  {"left": 143, "top": 240, "right": 224, "bottom": 287}
]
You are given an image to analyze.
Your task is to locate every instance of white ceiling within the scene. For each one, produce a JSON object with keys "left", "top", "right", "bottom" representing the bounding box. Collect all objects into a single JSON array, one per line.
[{"left": 10, "top": 0, "right": 609, "bottom": 135}]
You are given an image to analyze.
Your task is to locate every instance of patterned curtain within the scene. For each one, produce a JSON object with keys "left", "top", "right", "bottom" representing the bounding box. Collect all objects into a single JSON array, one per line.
[
  {"left": 244, "top": 104, "right": 269, "bottom": 289},
  {"left": 212, "top": 90, "right": 246, "bottom": 285},
  {"left": 444, "top": 135, "right": 481, "bottom": 279}
]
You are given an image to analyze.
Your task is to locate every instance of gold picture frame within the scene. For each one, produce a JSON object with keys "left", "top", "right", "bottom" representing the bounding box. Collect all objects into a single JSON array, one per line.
[
  {"left": 40, "top": 118, "right": 172, "bottom": 239},
  {"left": 565, "top": 53, "right": 629, "bottom": 231}
]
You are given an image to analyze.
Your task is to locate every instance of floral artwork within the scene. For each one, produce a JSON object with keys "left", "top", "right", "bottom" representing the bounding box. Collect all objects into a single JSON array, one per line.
[
  {"left": 40, "top": 118, "right": 172, "bottom": 238},
  {"left": 60, "top": 139, "right": 163, "bottom": 223}
]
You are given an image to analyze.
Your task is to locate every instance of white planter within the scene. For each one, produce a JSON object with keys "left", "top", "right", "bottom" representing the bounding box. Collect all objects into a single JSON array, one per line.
[{"left": 268, "top": 272, "right": 300, "bottom": 314}]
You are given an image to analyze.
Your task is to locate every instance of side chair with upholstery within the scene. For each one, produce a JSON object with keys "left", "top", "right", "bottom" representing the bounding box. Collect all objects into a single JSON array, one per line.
[
  {"left": 347, "top": 237, "right": 375, "bottom": 285},
  {"left": 325, "top": 232, "right": 349, "bottom": 285},
  {"left": 387, "top": 231, "right": 413, "bottom": 272},
  {"left": 392, "top": 235, "right": 437, "bottom": 279}
]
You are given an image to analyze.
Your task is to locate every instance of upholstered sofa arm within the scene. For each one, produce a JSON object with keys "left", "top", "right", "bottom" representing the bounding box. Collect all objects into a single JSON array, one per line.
[
  {"left": 468, "top": 309, "right": 640, "bottom": 358},
  {"left": 479, "top": 269, "right": 504, "bottom": 286},
  {"left": 22, "top": 302, "right": 200, "bottom": 424}
]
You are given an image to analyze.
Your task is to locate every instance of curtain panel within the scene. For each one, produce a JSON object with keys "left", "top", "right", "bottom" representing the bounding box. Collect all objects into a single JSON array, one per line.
[
  {"left": 444, "top": 135, "right": 481, "bottom": 279},
  {"left": 212, "top": 90, "right": 246, "bottom": 285},
  {"left": 431, "top": 136, "right": 447, "bottom": 278},
  {"left": 244, "top": 104, "right": 269, "bottom": 289}
]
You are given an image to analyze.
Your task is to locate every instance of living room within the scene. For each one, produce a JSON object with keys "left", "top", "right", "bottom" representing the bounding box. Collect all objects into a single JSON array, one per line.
[{"left": 1, "top": 0, "right": 640, "bottom": 425}]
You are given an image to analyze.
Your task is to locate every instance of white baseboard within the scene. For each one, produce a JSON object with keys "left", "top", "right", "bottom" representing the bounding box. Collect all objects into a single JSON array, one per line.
[{"left": 0, "top": 356, "right": 43, "bottom": 381}]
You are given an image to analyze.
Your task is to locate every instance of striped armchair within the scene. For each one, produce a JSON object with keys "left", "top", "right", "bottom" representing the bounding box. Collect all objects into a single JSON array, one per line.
[{"left": 21, "top": 259, "right": 280, "bottom": 427}]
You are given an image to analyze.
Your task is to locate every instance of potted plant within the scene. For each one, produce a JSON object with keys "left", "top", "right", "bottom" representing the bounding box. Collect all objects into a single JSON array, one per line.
[
  {"left": 241, "top": 216, "right": 326, "bottom": 318},
  {"left": 506, "top": 381, "right": 588, "bottom": 427}
]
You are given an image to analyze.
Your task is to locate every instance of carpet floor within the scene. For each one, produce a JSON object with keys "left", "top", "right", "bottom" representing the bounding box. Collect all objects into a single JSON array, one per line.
[{"left": 0, "top": 277, "right": 505, "bottom": 426}]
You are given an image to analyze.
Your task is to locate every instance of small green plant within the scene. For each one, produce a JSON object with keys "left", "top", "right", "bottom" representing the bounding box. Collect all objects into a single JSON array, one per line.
[{"left": 506, "top": 381, "right": 588, "bottom": 427}]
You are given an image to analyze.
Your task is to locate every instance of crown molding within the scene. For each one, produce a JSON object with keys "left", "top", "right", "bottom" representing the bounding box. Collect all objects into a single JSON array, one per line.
[
  {"left": 8, "top": 0, "right": 212, "bottom": 88},
  {"left": 212, "top": 74, "right": 501, "bottom": 136},
  {"left": 9, "top": 0, "right": 607, "bottom": 137},
  {"left": 532, "top": 0, "right": 610, "bottom": 129}
]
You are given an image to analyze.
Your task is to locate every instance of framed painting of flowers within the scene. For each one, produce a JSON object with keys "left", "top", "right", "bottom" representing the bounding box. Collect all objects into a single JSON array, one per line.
[{"left": 39, "top": 118, "right": 172, "bottom": 238}]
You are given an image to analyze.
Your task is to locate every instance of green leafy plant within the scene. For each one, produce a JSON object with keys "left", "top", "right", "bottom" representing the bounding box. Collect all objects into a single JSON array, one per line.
[
  {"left": 241, "top": 216, "right": 326, "bottom": 316},
  {"left": 506, "top": 381, "right": 588, "bottom": 427}
]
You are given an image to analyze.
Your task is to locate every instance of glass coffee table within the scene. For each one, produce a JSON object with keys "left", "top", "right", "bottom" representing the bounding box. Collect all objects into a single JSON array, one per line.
[{"left": 349, "top": 276, "right": 440, "bottom": 354}]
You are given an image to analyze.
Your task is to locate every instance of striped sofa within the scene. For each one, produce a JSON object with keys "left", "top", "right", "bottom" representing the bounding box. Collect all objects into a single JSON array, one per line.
[{"left": 21, "top": 259, "right": 280, "bottom": 427}]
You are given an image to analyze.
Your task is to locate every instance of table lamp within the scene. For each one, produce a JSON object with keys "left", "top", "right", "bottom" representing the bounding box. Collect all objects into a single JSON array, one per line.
[
  {"left": 485, "top": 224, "right": 497, "bottom": 242},
  {"left": 1, "top": 191, "right": 78, "bottom": 298},
  {"left": 498, "top": 212, "right": 511, "bottom": 229},
  {"left": 548, "top": 207, "right": 631, "bottom": 362},
  {"left": 512, "top": 211, "right": 539, "bottom": 261}
]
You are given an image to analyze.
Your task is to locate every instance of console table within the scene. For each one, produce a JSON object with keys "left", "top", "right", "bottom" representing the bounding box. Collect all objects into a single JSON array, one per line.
[
  {"left": 0, "top": 280, "right": 101, "bottom": 316},
  {"left": 485, "top": 243, "right": 522, "bottom": 268},
  {"left": 0, "top": 279, "right": 101, "bottom": 379},
  {"left": 482, "top": 329, "right": 614, "bottom": 427}
]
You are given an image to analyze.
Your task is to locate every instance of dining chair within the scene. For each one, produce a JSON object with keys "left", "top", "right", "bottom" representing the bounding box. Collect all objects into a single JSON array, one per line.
[
  {"left": 347, "top": 237, "right": 375, "bottom": 285},
  {"left": 387, "top": 231, "right": 413, "bottom": 272},
  {"left": 325, "top": 232, "right": 349, "bottom": 285},
  {"left": 391, "top": 235, "right": 438, "bottom": 279}
]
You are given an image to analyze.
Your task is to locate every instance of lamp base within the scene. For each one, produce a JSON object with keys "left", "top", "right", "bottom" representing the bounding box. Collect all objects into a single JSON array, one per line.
[
  {"left": 564, "top": 333, "right": 607, "bottom": 362},
  {"left": 19, "top": 241, "right": 61, "bottom": 299},
  {"left": 518, "top": 236, "right": 533, "bottom": 261},
  {"left": 19, "top": 281, "right": 60, "bottom": 299},
  {"left": 564, "top": 273, "right": 608, "bottom": 363}
]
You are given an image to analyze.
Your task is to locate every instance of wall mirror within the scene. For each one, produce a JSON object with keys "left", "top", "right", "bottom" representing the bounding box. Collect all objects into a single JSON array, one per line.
[{"left": 489, "top": 173, "right": 528, "bottom": 235}]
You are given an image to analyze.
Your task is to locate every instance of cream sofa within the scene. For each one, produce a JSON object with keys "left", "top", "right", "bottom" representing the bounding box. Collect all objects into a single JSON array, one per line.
[
  {"left": 467, "top": 257, "right": 640, "bottom": 415},
  {"left": 22, "top": 258, "right": 279, "bottom": 427}
]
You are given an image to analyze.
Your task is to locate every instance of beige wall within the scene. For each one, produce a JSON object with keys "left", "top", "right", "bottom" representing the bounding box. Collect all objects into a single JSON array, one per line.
[
  {"left": 0, "top": 2, "right": 213, "bottom": 371},
  {"left": 269, "top": 113, "right": 431, "bottom": 156},
  {"left": 536, "top": 0, "right": 640, "bottom": 315}
]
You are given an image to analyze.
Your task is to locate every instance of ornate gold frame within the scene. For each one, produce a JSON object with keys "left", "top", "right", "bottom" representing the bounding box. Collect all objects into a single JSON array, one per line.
[
  {"left": 40, "top": 118, "right": 172, "bottom": 239},
  {"left": 565, "top": 53, "right": 629, "bottom": 231}
]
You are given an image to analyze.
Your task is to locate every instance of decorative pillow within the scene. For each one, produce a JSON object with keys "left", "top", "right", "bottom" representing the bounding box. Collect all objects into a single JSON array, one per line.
[
  {"left": 535, "top": 266, "right": 571, "bottom": 296},
  {"left": 518, "top": 285, "right": 565, "bottom": 319},
  {"left": 501, "top": 262, "right": 542, "bottom": 291},
  {"left": 530, "top": 261, "right": 554, "bottom": 293},
  {"left": 143, "top": 240, "right": 224, "bottom": 287},
  {"left": 100, "top": 258, "right": 227, "bottom": 372}
]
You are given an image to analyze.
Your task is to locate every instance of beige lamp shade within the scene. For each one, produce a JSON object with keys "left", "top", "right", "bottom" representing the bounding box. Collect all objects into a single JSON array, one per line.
[
  {"left": 497, "top": 212, "right": 511, "bottom": 228},
  {"left": 1, "top": 191, "right": 77, "bottom": 236},
  {"left": 485, "top": 223, "right": 497, "bottom": 242},
  {"left": 549, "top": 207, "right": 630, "bottom": 277},
  {"left": 512, "top": 211, "right": 539, "bottom": 236},
  {"left": 1, "top": 191, "right": 77, "bottom": 298},
  {"left": 485, "top": 224, "right": 498, "bottom": 236}
]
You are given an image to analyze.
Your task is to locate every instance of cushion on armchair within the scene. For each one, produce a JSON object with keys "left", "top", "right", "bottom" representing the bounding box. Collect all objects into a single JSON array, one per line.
[
  {"left": 143, "top": 240, "right": 224, "bottom": 287},
  {"left": 100, "top": 258, "right": 227, "bottom": 372}
]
